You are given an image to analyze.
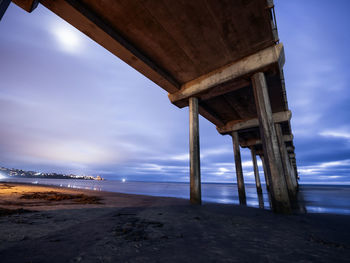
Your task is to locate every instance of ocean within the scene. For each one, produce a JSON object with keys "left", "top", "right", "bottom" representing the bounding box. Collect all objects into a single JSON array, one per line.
[{"left": 1, "top": 177, "right": 350, "bottom": 215}]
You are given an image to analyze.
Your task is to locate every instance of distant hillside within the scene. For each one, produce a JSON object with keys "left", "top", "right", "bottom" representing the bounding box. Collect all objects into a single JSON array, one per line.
[{"left": 0, "top": 166, "right": 103, "bottom": 180}]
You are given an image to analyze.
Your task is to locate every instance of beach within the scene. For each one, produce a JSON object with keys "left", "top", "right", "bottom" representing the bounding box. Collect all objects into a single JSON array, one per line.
[
  {"left": 0, "top": 182, "right": 349, "bottom": 262},
  {"left": 2, "top": 178, "right": 350, "bottom": 215}
]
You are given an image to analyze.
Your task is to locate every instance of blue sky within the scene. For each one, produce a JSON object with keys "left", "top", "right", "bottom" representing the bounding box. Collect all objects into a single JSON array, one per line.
[{"left": 0, "top": 1, "right": 349, "bottom": 184}]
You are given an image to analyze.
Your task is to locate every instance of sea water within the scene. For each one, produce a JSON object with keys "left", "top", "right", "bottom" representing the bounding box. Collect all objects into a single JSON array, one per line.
[{"left": 1, "top": 177, "right": 350, "bottom": 215}]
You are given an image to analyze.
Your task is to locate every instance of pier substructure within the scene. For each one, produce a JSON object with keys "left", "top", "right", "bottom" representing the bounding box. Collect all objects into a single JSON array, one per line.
[
  {"left": 289, "top": 161, "right": 299, "bottom": 191},
  {"left": 232, "top": 131, "right": 246, "bottom": 205},
  {"left": 12, "top": 0, "right": 38, "bottom": 12},
  {"left": 252, "top": 72, "right": 291, "bottom": 213},
  {"left": 290, "top": 156, "right": 299, "bottom": 190},
  {"left": 275, "top": 123, "right": 297, "bottom": 199},
  {"left": 259, "top": 155, "right": 270, "bottom": 191},
  {"left": 251, "top": 147, "right": 262, "bottom": 194},
  {"left": 189, "top": 97, "right": 201, "bottom": 204},
  {"left": 11, "top": 1, "right": 299, "bottom": 211}
]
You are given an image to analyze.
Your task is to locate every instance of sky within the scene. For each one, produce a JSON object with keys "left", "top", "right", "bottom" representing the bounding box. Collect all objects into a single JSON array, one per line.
[{"left": 0, "top": 1, "right": 350, "bottom": 184}]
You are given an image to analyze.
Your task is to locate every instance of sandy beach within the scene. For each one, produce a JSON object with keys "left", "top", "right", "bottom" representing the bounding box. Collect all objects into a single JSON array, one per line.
[{"left": 0, "top": 182, "right": 349, "bottom": 262}]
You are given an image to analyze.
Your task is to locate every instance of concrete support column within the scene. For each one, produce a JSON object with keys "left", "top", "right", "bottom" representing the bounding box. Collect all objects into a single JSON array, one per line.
[
  {"left": 291, "top": 159, "right": 299, "bottom": 190},
  {"left": 275, "top": 123, "right": 297, "bottom": 199},
  {"left": 289, "top": 161, "right": 299, "bottom": 192},
  {"left": 251, "top": 147, "right": 262, "bottom": 194},
  {"left": 260, "top": 155, "right": 270, "bottom": 191},
  {"left": 0, "top": 0, "right": 11, "bottom": 20},
  {"left": 232, "top": 131, "right": 246, "bottom": 205},
  {"left": 189, "top": 97, "right": 201, "bottom": 204},
  {"left": 252, "top": 72, "right": 291, "bottom": 213}
]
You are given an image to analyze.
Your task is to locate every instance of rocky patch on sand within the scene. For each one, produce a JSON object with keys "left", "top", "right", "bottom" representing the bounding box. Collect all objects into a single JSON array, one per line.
[{"left": 20, "top": 191, "right": 103, "bottom": 204}]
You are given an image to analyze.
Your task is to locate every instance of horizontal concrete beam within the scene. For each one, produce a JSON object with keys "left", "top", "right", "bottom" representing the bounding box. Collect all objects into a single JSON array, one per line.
[
  {"left": 289, "top": 153, "right": 296, "bottom": 158},
  {"left": 12, "top": 0, "right": 39, "bottom": 12},
  {"left": 171, "top": 78, "right": 250, "bottom": 108},
  {"left": 240, "top": 134, "right": 294, "bottom": 148},
  {"left": 169, "top": 43, "right": 285, "bottom": 107},
  {"left": 286, "top": 146, "right": 295, "bottom": 153},
  {"left": 217, "top": 110, "right": 291, "bottom": 134},
  {"left": 255, "top": 149, "right": 264, "bottom": 156}
]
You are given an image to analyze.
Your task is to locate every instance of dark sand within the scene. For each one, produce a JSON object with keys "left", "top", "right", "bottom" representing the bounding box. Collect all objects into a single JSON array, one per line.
[{"left": 0, "top": 183, "right": 349, "bottom": 263}]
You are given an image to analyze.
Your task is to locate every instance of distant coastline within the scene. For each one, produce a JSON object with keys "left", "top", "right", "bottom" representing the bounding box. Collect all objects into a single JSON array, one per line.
[{"left": 0, "top": 166, "right": 104, "bottom": 181}]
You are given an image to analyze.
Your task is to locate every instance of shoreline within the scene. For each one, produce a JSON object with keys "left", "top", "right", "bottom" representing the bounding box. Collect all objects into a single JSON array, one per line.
[
  {"left": 0, "top": 182, "right": 189, "bottom": 212},
  {"left": 3, "top": 178, "right": 350, "bottom": 185},
  {"left": 0, "top": 182, "right": 350, "bottom": 262},
  {"left": 2, "top": 179, "right": 350, "bottom": 216}
]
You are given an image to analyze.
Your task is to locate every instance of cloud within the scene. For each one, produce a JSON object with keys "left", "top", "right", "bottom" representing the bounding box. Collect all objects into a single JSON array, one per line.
[
  {"left": 169, "top": 153, "right": 189, "bottom": 161},
  {"left": 215, "top": 167, "right": 230, "bottom": 176},
  {"left": 201, "top": 147, "right": 232, "bottom": 158},
  {"left": 298, "top": 159, "right": 350, "bottom": 182},
  {"left": 320, "top": 130, "right": 350, "bottom": 140}
]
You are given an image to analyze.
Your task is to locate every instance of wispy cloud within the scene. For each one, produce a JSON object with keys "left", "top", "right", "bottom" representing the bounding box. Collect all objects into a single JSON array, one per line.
[
  {"left": 201, "top": 147, "right": 232, "bottom": 158},
  {"left": 169, "top": 153, "right": 189, "bottom": 161},
  {"left": 320, "top": 130, "right": 350, "bottom": 140},
  {"left": 298, "top": 159, "right": 350, "bottom": 182}
]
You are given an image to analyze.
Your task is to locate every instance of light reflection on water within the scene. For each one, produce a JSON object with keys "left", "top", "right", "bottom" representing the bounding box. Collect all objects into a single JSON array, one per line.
[{"left": 1, "top": 177, "right": 350, "bottom": 215}]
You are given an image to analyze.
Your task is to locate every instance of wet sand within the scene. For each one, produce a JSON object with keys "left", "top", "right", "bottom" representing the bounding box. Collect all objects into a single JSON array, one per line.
[{"left": 0, "top": 182, "right": 349, "bottom": 262}]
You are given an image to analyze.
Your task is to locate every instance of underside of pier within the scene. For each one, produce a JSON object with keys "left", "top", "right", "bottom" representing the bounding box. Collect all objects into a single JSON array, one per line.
[{"left": 9, "top": 0, "right": 299, "bottom": 213}]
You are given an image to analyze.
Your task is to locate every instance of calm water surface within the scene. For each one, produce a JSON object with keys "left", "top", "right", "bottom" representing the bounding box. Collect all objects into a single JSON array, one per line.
[{"left": 1, "top": 178, "right": 350, "bottom": 215}]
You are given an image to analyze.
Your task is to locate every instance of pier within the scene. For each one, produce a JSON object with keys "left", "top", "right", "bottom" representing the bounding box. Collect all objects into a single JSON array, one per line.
[{"left": 3, "top": 0, "right": 299, "bottom": 213}]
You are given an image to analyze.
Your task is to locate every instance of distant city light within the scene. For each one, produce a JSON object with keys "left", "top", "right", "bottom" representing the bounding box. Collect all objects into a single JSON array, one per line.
[{"left": 122, "top": 178, "right": 126, "bottom": 183}]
